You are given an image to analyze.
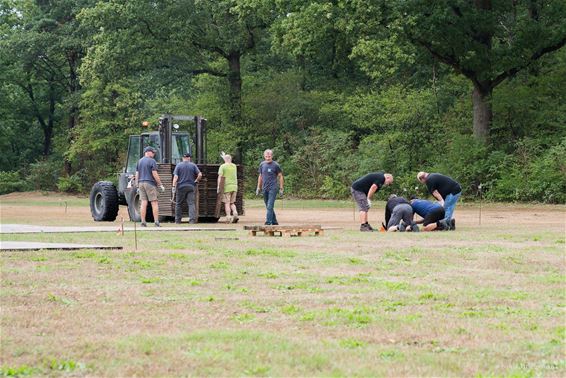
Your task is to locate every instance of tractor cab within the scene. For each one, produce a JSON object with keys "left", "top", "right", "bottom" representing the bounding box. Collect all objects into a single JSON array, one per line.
[{"left": 124, "top": 132, "right": 192, "bottom": 174}]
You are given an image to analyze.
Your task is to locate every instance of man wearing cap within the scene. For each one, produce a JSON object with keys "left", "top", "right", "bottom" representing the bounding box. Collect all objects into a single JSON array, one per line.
[
  {"left": 417, "top": 171, "right": 461, "bottom": 230},
  {"left": 172, "top": 153, "right": 202, "bottom": 224},
  {"left": 217, "top": 153, "right": 238, "bottom": 223},
  {"left": 135, "top": 146, "right": 165, "bottom": 227}
]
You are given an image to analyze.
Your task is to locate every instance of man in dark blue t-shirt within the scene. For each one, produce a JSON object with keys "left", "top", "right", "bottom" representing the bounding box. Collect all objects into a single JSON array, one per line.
[
  {"left": 410, "top": 196, "right": 447, "bottom": 231},
  {"left": 417, "top": 171, "right": 461, "bottom": 230},
  {"left": 256, "top": 149, "right": 284, "bottom": 225},
  {"left": 350, "top": 172, "right": 393, "bottom": 231},
  {"left": 172, "top": 153, "right": 202, "bottom": 224},
  {"left": 135, "top": 146, "right": 165, "bottom": 227}
]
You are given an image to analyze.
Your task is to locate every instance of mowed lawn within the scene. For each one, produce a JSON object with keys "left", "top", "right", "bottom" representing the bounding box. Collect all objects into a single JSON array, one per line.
[{"left": 0, "top": 194, "right": 565, "bottom": 376}]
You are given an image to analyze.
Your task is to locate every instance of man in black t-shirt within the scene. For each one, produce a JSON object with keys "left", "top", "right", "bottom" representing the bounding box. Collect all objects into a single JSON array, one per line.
[
  {"left": 384, "top": 194, "right": 418, "bottom": 232},
  {"left": 417, "top": 171, "right": 461, "bottom": 230},
  {"left": 350, "top": 172, "right": 393, "bottom": 231}
]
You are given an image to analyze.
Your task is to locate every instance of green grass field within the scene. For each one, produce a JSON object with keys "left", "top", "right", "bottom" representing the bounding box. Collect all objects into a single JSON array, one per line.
[{"left": 1, "top": 195, "right": 564, "bottom": 376}]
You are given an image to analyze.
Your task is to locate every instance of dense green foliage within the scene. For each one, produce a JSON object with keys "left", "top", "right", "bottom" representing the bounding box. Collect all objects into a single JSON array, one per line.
[{"left": 1, "top": 0, "right": 564, "bottom": 203}]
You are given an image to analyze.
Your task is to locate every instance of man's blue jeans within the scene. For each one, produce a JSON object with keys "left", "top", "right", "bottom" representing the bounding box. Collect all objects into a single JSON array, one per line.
[
  {"left": 263, "top": 187, "right": 279, "bottom": 225},
  {"left": 444, "top": 192, "right": 461, "bottom": 221}
]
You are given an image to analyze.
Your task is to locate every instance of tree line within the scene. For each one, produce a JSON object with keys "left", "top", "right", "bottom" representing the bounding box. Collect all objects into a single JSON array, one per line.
[{"left": 1, "top": 0, "right": 565, "bottom": 203}]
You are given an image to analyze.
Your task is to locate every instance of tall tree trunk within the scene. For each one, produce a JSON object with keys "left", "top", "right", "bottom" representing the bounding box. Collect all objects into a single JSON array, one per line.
[
  {"left": 472, "top": 85, "right": 492, "bottom": 141},
  {"left": 64, "top": 50, "right": 81, "bottom": 175},
  {"left": 227, "top": 52, "right": 242, "bottom": 125}
]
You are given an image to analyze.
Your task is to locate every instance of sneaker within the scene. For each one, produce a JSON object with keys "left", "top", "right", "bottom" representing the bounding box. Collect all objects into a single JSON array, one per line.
[
  {"left": 367, "top": 223, "right": 374, "bottom": 231},
  {"left": 360, "top": 223, "right": 373, "bottom": 232},
  {"left": 154, "top": 222, "right": 161, "bottom": 227},
  {"left": 140, "top": 222, "right": 147, "bottom": 227},
  {"left": 450, "top": 219, "right": 456, "bottom": 231},
  {"left": 232, "top": 215, "right": 239, "bottom": 224}
]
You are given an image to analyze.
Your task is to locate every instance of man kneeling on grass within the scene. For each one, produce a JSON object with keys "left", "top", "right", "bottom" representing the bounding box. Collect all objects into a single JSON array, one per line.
[
  {"left": 409, "top": 196, "right": 449, "bottom": 231},
  {"left": 385, "top": 194, "right": 419, "bottom": 232}
]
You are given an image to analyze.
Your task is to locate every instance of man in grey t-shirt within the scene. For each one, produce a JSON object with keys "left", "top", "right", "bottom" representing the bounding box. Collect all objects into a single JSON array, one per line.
[
  {"left": 256, "top": 149, "right": 284, "bottom": 225},
  {"left": 135, "top": 146, "right": 165, "bottom": 227},
  {"left": 172, "top": 153, "right": 202, "bottom": 224}
]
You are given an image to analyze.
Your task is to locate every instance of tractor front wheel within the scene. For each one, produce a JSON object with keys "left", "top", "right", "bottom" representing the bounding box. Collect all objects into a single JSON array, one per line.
[
  {"left": 90, "top": 181, "right": 119, "bottom": 221},
  {"left": 126, "top": 189, "right": 156, "bottom": 223}
]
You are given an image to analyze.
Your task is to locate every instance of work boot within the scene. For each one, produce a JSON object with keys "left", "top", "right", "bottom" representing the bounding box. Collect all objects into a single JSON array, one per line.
[
  {"left": 438, "top": 219, "right": 449, "bottom": 231},
  {"left": 140, "top": 222, "right": 147, "bottom": 227},
  {"left": 154, "top": 222, "right": 161, "bottom": 227},
  {"left": 450, "top": 218, "right": 456, "bottom": 231},
  {"left": 360, "top": 223, "right": 373, "bottom": 232}
]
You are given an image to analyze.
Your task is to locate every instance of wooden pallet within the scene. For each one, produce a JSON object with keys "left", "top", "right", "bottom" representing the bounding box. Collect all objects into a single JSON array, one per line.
[{"left": 244, "top": 225, "right": 324, "bottom": 237}]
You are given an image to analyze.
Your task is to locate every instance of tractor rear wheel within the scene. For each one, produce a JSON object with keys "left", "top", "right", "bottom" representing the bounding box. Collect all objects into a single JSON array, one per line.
[{"left": 90, "top": 181, "right": 119, "bottom": 221}]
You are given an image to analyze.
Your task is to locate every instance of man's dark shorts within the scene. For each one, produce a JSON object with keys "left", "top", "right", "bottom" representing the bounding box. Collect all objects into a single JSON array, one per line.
[
  {"left": 423, "top": 207, "right": 445, "bottom": 226},
  {"left": 350, "top": 187, "right": 369, "bottom": 212}
]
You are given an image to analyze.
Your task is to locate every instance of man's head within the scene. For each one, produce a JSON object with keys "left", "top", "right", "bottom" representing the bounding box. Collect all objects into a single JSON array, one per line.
[
  {"left": 144, "top": 146, "right": 156, "bottom": 157},
  {"left": 263, "top": 149, "right": 273, "bottom": 162},
  {"left": 417, "top": 171, "right": 428, "bottom": 183},
  {"left": 182, "top": 152, "right": 191, "bottom": 161},
  {"left": 223, "top": 154, "right": 232, "bottom": 163},
  {"left": 384, "top": 173, "right": 394, "bottom": 186},
  {"left": 388, "top": 194, "right": 397, "bottom": 200}
]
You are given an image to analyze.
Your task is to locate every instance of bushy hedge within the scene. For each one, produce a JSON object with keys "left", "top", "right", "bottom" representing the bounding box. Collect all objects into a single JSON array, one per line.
[{"left": 0, "top": 172, "right": 29, "bottom": 195}]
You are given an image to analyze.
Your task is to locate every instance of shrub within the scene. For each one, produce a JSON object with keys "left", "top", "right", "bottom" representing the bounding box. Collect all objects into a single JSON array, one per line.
[
  {"left": 0, "top": 171, "right": 29, "bottom": 195},
  {"left": 26, "top": 160, "right": 61, "bottom": 191}
]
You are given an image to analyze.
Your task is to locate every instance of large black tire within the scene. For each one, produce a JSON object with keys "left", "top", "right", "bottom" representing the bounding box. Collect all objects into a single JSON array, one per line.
[
  {"left": 126, "top": 189, "right": 155, "bottom": 223},
  {"left": 90, "top": 181, "right": 119, "bottom": 221}
]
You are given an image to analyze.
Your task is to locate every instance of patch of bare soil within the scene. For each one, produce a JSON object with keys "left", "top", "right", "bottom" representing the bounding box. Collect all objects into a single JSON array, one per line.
[{"left": 1, "top": 192, "right": 564, "bottom": 232}]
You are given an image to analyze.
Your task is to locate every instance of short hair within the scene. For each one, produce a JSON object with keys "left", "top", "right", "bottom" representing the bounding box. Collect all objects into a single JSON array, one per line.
[
  {"left": 417, "top": 171, "right": 427, "bottom": 181},
  {"left": 223, "top": 154, "right": 232, "bottom": 162},
  {"left": 263, "top": 149, "right": 273, "bottom": 156},
  {"left": 388, "top": 194, "right": 397, "bottom": 200},
  {"left": 410, "top": 194, "right": 418, "bottom": 200}
]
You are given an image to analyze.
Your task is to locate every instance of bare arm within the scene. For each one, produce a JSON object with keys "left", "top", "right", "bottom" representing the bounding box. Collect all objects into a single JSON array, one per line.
[
  {"left": 172, "top": 175, "right": 178, "bottom": 188},
  {"left": 278, "top": 172, "right": 284, "bottom": 190},
  {"left": 257, "top": 175, "right": 263, "bottom": 191},
  {"left": 432, "top": 190, "right": 444, "bottom": 206},
  {"left": 367, "top": 184, "right": 378, "bottom": 200},
  {"left": 152, "top": 170, "right": 162, "bottom": 187},
  {"left": 135, "top": 171, "right": 139, "bottom": 185},
  {"left": 196, "top": 171, "right": 202, "bottom": 183}
]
